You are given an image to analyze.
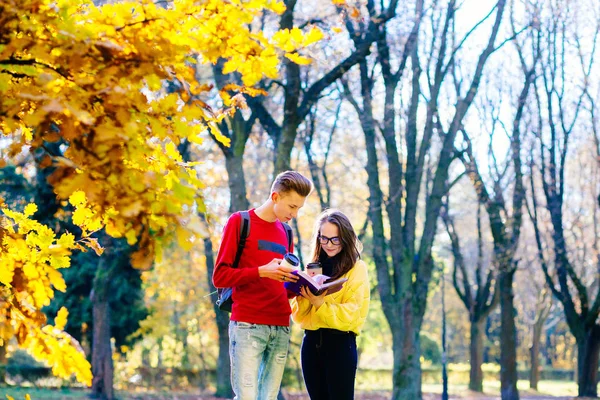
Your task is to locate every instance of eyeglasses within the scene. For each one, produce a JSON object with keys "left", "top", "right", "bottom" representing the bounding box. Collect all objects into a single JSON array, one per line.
[{"left": 318, "top": 235, "right": 341, "bottom": 246}]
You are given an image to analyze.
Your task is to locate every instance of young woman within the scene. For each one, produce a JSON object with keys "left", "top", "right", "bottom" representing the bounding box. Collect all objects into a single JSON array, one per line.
[{"left": 291, "top": 209, "right": 370, "bottom": 400}]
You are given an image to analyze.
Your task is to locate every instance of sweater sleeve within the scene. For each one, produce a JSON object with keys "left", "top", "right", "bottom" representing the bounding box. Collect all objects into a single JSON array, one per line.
[
  {"left": 312, "top": 260, "right": 370, "bottom": 332},
  {"left": 212, "top": 212, "right": 260, "bottom": 288},
  {"left": 291, "top": 294, "right": 312, "bottom": 322}
]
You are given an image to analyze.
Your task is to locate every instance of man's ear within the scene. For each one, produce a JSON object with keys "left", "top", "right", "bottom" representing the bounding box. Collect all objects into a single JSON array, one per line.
[{"left": 271, "top": 191, "right": 279, "bottom": 203}]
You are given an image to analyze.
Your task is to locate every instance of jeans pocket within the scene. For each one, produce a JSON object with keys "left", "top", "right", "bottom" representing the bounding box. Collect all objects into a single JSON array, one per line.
[
  {"left": 282, "top": 326, "right": 291, "bottom": 334},
  {"left": 236, "top": 321, "right": 256, "bottom": 329}
]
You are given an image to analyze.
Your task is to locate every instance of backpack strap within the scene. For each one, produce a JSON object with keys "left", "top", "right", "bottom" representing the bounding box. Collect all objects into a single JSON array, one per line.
[
  {"left": 232, "top": 211, "right": 251, "bottom": 269},
  {"left": 282, "top": 222, "right": 293, "bottom": 252}
]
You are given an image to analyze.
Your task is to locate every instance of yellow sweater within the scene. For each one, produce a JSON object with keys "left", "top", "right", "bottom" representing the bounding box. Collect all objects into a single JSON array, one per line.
[{"left": 291, "top": 259, "right": 370, "bottom": 335}]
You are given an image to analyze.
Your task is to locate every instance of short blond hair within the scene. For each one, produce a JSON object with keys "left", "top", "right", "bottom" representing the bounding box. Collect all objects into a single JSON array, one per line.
[{"left": 271, "top": 170, "right": 312, "bottom": 197}]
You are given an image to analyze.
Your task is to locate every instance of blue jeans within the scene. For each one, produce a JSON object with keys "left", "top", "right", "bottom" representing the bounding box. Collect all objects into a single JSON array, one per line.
[{"left": 229, "top": 320, "right": 291, "bottom": 400}]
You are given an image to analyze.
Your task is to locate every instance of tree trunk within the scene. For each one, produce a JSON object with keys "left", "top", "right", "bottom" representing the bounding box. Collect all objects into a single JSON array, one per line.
[
  {"left": 470, "top": 319, "right": 485, "bottom": 392},
  {"left": 91, "top": 257, "right": 114, "bottom": 400},
  {"left": 576, "top": 325, "right": 600, "bottom": 397},
  {"left": 274, "top": 122, "right": 299, "bottom": 174},
  {"left": 529, "top": 303, "right": 548, "bottom": 391},
  {"left": 391, "top": 306, "right": 422, "bottom": 400},
  {"left": 212, "top": 149, "right": 246, "bottom": 398},
  {"left": 225, "top": 148, "right": 249, "bottom": 213},
  {"left": 392, "top": 332, "right": 422, "bottom": 400},
  {"left": 214, "top": 312, "right": 232, "bottom": 397},
  {"left": 529, "top": 328, "right": 542, "bottom": 390},
  {"left": 0, "top": 343, "right": 6, "bottom": 384},
  {"left": 204, "top": 234, "right": 233, "bottom": 398},
  {"left": 499, "top": 268, "right": 519, "bottom": 400}
]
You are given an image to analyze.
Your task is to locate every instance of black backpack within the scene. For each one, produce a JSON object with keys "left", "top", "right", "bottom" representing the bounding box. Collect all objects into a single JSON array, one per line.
[{"left": 216, "top": 211, "right": 293, "bottom": 312}]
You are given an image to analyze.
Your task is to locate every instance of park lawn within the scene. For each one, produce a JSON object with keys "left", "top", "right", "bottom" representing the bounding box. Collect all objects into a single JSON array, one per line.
[
  {"left": 357, "top": 370, "right": 589, "bottom": 396},
  {"left": 1, "top": 387, "right": 87, "bottom": 399},
  {"left": 423, "top": 379, "right": 599, "bottom": 397},
  {"left": 2, "top": 381, "right": 599, "bottom": 399}
]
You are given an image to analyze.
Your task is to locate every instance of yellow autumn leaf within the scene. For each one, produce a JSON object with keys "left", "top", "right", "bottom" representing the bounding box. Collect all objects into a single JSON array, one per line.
[
  {"left": 0, "top": 265, "right": 14, "bottom": 286},
  {"left": 269, "top": 1, "right": 286, "bottom": 14},
  {"left": 57, "top": 232, "right": 75, "bottom": 249},
  {"left": 304, "top": 26, "right": 324, "bottom": 46},
  {"left": 285, "top": 52, "right": 312, "bottom": 65},
  {"left": 208, "top": 124, "right": 231, "bottom": 147},
  {"left": 125, "top": 228, "right": 138, "bottom": 246},
  {"left": 290, "top": 27, "right": 304, "bottom": 45},
  {"left": 222, "top": 59, "right": 240, "bottom": 75},
  {"left": 145, "top": 74, "right": 162, "bottom": 91},
  {"left": 23, "top": 262, "right": 40, "bottom": 279},
  {"left": 165, "top": 142, "right": 182, "bottom": 162},
  {"left": 176, "top": 225, "right": 194, "bottom": 251},
  {"left": 83, "top": 237, "right": 105, "bottom": 256},
  {"left": 47, "top": 268, "right": 67, "bottom": 291},
  {"left": 71, "top": 207, "right": 92, "bottom": 229},
  {"left": 272, "top": 29, "right": 293, "bottom": 51},
  {"left": 68, "top": 191, "right": 87, "bottom": 207},
  {"left": 24, "top": 203, "right": 38, "bottom": 217},
  {"left": 54, "top": 307, "right": 69, "bottom": 330}
]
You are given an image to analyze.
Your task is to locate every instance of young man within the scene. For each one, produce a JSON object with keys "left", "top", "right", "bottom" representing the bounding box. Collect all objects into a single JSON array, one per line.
[{"left": 212, "top": 170, "right": 312, "bottom": 400}]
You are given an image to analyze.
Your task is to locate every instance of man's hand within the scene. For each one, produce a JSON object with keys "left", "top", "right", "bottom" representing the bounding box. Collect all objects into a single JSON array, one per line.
[
  {"left": 258, "top": 258, "right": 300, "bottom": 283},
  {"left": 300, "top": 286, "right": 326, "bottom": 309}
]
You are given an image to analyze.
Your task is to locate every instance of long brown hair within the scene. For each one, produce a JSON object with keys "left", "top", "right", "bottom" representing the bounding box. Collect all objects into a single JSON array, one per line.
[{"left": 310, "top": 209, "right": 362, "bottom": 281}]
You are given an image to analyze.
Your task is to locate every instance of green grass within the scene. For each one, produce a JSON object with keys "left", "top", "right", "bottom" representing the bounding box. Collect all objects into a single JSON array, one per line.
[
  {"left": 529, "top": 380, "right": 581, "bottom": 396},
  {"left": 1, "top": 388, "right": 218, "bottom": 400},
  {"left": 2, "top": 381, "right": 598, "bottom": 399},
  {"left": 422, "top": 380, "right": 597, "bottom": 396},
  {"left": 0, "top": 387, "right": 88, "bottom": 399}
]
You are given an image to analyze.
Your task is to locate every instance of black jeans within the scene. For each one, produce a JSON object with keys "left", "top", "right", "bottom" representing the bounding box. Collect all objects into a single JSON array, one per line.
[{"left": 301, "top": 328, "right": 357, "bottom": 400}]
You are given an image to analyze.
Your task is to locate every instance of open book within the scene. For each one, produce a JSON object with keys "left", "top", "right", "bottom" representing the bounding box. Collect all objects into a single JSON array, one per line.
[{"left": 284, "top": 270, "right": 348, "bottom": 296}]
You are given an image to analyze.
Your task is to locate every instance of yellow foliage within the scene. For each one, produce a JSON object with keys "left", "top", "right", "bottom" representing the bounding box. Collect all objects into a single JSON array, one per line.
[
  {"left": 0, "top": 208, "right": 92, "bottom": 385},
  {"left": 0, "top": 0, "right": 321, "bottom": 265},
  {"left": 272, "top": 26, "right": 324, "bottom": 53},
  {"left": 0, "top": 0, "right": 323, "bottom": 388}
]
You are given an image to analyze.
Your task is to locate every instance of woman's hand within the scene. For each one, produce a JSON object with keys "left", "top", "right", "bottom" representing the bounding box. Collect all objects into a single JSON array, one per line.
[{"left": 300, "top": 286, "right": 327, "bottom": 310}]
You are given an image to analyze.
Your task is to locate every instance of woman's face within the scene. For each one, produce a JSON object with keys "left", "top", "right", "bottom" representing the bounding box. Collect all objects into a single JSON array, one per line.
[{"left": 319, "top": 221, "right": 342, "bottom": 258}]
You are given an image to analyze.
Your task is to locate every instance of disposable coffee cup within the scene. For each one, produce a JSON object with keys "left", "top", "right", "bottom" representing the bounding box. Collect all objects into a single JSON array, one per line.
[
  {"left": 306, "top": 262, "right": 322, "bottom": 277},
  {"left": 280, "top": 253, "right": 300, "bottom": 269}
]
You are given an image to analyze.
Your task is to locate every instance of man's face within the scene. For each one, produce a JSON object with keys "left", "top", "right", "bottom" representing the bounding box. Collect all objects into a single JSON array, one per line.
[{"left": 273, "top": 191, "right": 307, "bottom": 223}]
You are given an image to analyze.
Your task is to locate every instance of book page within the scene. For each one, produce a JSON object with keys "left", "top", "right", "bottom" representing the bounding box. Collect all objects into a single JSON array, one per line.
[
  {"left": 318, "top": 277, "right": 348, "bottom": 295},
  {"left": 285, "top": 271, "right": 348, "bottom": 296},
  {"left": 311, "top": 274, "right": 330, "bottom": 286}
]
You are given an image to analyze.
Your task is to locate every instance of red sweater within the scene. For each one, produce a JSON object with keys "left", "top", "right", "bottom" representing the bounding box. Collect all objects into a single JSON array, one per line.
[{"left": 212, "top": 209, "right": 293, "bottom": 326}]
